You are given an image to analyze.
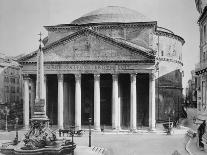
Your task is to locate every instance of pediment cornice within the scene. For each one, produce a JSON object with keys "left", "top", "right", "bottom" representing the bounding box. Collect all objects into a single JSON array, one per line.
[
  {"left": 19, "top": 28, "right": 155, "bottom": 63},
  {"left": 43, "top": 28, "right": 155, "bottom": 56}
]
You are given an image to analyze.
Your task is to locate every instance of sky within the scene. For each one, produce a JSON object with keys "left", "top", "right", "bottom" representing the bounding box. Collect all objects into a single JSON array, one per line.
[{"left": 0, "top": 0, "right": 200, "bottom": 88}]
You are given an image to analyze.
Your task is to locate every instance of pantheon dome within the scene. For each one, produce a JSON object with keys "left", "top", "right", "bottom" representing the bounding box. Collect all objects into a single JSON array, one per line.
[{"left": 71, "top": 6, "right": 152, "bottom": 25}]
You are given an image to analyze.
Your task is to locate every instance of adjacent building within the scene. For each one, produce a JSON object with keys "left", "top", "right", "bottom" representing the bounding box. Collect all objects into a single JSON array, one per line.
[
  {"left": 185, "top": 70, "right": 197, "bottom": 108},
  {"left": 0, "top": 53, "right": 23, "bottom": 129},
  {"left": 18, "top": 6, "right": 184, "bottom": 130},
  {"left": 195, "top": 0, "right": 207, "bottom": 121}
]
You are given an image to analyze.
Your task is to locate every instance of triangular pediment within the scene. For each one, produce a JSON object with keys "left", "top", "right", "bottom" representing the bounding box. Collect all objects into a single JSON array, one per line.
[{"left": 21, "top": 29, "right": 155, "bottom": 63}]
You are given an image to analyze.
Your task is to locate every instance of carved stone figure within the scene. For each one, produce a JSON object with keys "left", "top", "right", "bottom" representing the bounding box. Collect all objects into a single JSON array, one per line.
[{"left": 22, "top": 120, "right": 56, "bottom": 150}]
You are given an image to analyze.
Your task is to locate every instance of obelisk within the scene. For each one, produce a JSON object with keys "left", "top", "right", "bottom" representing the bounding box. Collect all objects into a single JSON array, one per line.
[{"left": 32, "top": 32, "right": 48, "bottom": 121}]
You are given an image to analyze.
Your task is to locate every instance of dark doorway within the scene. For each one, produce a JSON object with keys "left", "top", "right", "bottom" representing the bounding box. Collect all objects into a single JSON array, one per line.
[
  {"left": 119, "top": 74, "right": 130, "bottom": 128},
  {"left": 63, "top": 74, "right": 75, "bottom": 128},
  {"left": 47, "top": 75, "right": 58, "bottom": 125},
  {"left": 81, "top": 74, "right": 94, "bottom": 125},
  {"left": 137, "top": 74, "right": 149, "bottom": 126},
  {"left": 100, "top": 74, "right": 112, "bottom": 126}
]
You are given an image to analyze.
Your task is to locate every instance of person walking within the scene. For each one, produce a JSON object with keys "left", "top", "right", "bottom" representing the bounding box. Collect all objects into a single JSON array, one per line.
[{"left": 198, "top": 120, "right": 206, "bottom": 150}]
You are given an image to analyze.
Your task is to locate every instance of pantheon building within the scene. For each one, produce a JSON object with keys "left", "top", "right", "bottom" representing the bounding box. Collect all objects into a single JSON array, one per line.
[{"left": 19, "top": 6, "right": 184, "bottom": 131}]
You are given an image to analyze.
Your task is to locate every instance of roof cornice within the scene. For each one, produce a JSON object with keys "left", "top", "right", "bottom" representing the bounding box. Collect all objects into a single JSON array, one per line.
[
  {"left": 155, "top": 30, "right": 185, "bottom": 45},
  {"left": 44, "top": 21, "right": 157, "bottom": 32}
]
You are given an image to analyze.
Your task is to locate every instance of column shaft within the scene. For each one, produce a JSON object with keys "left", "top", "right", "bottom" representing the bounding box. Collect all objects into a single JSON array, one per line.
[
  {"left": 75, "top": 74, "right": 81, "bottom": 130},
  {"left": 23, "top": 75, "right": 30, "bottom": 129},
  {"left": 130, "top": 73, "right": 137, "bottom": 131},
  {"left": 44, "top": 75, "right": 47, "bottom": 114},
  {"left": 112, "top": 74, "right": 119, "bottom": 130},
  {"left": 94, "top": 74, "right": 100, "bottom": 130},
  {"left": 30, "top": 79, "right": 35, "bottom": 118},
  {"left": 58, "top": 74, "right": 64, "bottom": 129},
  {"left": 149, "top": 73, "right": 156, "bottom": 130}
]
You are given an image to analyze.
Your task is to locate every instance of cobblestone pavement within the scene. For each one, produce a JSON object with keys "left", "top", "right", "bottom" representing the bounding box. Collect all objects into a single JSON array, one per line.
[
  {"left": 74, "top": 132, "right": 188, "bottom": 155},
  {"left": 0, "top": 108, "right": 200, "bottom": 155},
  {"left": 0, "top": 128, "right": 189, "bottom": 155}
]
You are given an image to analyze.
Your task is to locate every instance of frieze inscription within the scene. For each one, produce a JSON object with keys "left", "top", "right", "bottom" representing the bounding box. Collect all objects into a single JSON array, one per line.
[
  {"left": 23, "top": 63, "right": 153, "bottom": 74},
  {"left": 45, "top": 64, "right": 129, "bottom": 71}
]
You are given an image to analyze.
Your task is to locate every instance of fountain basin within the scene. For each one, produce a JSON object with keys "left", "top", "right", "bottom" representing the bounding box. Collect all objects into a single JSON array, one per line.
[{"left": 1, "top": 141, "right": 76, "bottom": 155}]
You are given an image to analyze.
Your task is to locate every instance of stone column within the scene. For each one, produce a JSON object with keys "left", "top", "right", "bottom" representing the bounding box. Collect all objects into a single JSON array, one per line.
[
  {"left": 58, "top": 74, "right": 64, "bottom": 129},
  {"left": 75, "top": 74, "right": 81, "bottom": 130},
  {"left": 112, "top": 74, "right": 119, "bottom": 130},
  {"left": 130, "top": 73, "right": 137, "bottom": 131},
  {"left": 30, "top": 78, "right": 36, "bottom": 118},
  {"left": 149, "top": 73, "right": 156, "bottom": 130},
  {"left": 44, "top": 75, "right": 47, "bottom": 115},
  {"left": 94, "top": 74, "right": 100, "bottom": 131},
  {"left": 23, "top": 74, "right": 30, "bottom": 129}
]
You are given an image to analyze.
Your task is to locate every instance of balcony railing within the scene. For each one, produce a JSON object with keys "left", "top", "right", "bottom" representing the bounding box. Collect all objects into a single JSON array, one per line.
[{"left": 195, "top": 61, "right": 207, "bottom": 72}]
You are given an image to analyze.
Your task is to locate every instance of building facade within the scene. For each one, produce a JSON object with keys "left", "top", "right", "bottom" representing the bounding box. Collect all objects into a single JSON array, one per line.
[
  {"left": 195, "top": 0, "right": 207, "bottom": 120},
  {"left": 19, "top": 6, "right": 184, "bottom": 130},
  {"left": 0, "top": 54, "right": 23, "bottom": 129},
  {"left": 185, "top": 70, "right": 197, "bottom": 108}
]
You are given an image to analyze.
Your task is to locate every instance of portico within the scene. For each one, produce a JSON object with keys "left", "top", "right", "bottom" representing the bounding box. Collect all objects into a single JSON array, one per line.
[{"left": 22, "top": 62, "right": 156, "bottom": 131}]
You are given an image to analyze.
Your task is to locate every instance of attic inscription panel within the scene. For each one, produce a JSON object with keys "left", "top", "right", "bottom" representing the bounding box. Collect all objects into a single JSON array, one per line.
[{"left": 22, "top": 63, "right": 154, "bottom": 74}]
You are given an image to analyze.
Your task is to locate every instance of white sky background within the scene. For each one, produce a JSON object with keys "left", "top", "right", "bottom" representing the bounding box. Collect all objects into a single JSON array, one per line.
[{"left": 0, "top": 0, "right": 200, "bottom": 88}]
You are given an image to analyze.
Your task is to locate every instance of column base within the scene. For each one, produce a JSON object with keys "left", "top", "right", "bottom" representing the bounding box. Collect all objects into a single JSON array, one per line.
[
  {"left": 94, "top": 125, "right": 101, "bottom": 131},
  {"left": 58, "top": 126, "right": 64, "bottom": 129},
  {"left": 93, "top": 128, "right": 101, "bottom": 132},
  {"left": 149, "top": 127, "right": 156, "bottom": 132},
  {"left": 23, "top": 125, "right": 30, "bottom": 131},
  {"left": 76, "top": 126, "right": 81, "bottom": 131},
  {"left": 130, "top": 128, "right": 138, "bottom": 133},
  {"left": 112, "top": 127, "right": 121, "bottom": 132}
]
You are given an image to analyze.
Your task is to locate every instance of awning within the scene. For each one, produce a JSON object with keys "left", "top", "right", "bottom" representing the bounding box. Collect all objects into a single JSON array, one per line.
[{"left": 195, "top": 114, "right": 207, "bottom": 124}]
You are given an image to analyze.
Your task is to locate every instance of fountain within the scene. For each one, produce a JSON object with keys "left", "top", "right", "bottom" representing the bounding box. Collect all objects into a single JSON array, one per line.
[{"left": 0, "top": 33, "right": 76, "bottom": 155}]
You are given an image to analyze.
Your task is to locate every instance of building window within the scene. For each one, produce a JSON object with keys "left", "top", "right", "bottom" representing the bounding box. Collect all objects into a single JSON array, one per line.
[{"left": 202, "top": 81, "right": 206, "bottom": 105}]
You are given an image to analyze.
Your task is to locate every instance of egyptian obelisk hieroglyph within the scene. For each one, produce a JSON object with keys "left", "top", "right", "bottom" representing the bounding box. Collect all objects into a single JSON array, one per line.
[{"left": 32, "top": 33, "right": 48, "bottom": 120}]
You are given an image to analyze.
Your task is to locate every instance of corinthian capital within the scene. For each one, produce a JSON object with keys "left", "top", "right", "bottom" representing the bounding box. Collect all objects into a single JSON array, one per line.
[
  {"left": 57, "top": 74, "right": 63, "bottom": 81},
  {"left": 149, "top": 73, "right": 156, "bottom": 81},
  {"left": 94, "top": 74, "right": 100, "bottom": 80},
  {"left": 23, "top": 74, "right": 30, "bottom": 80},
  {"left": 75, "top": 74, "right": 81, "bottom": 80},
  {"left": 112, "top": 74, "right": 118, "bottom": 80},
  {"left": 130, "top": 73, "right": 137, "bottom": 82}
]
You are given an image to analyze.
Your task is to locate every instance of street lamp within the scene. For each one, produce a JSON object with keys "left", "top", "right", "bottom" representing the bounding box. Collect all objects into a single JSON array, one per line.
[
  {"left": 15, "top": 117, "right": 19, "bottom": 139},
  {"left": 70, "top": 125, "right": 75, "bottom": 145},
  {"left": 89, "top": 117, "right": 92, "bottom": 147}
]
